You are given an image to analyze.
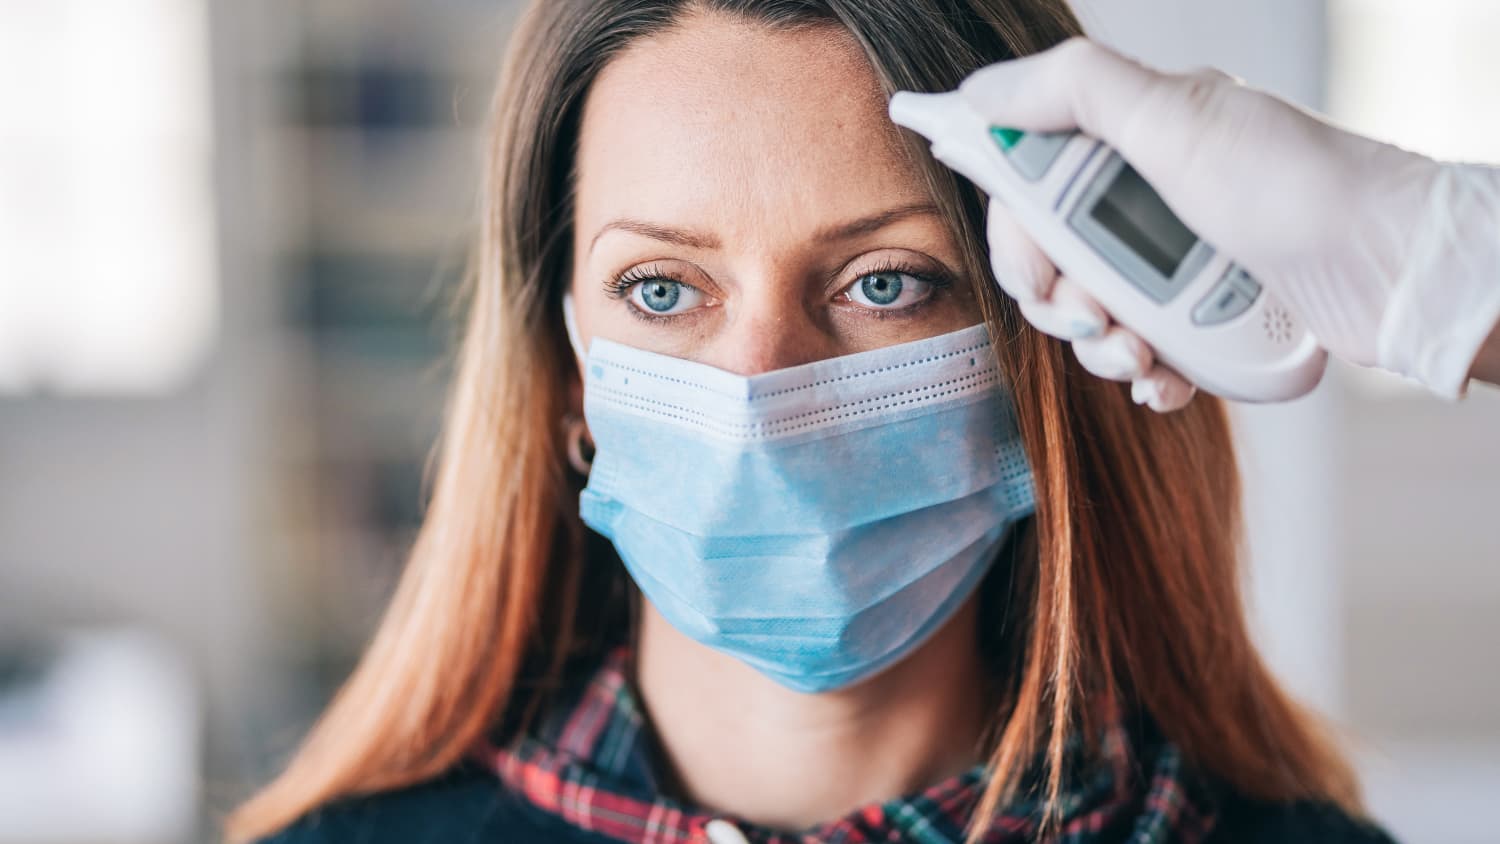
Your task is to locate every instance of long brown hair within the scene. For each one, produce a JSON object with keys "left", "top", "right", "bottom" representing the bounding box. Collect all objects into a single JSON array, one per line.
[{"left": 227, "top": 1, "right": 1358, "bottom": 840}]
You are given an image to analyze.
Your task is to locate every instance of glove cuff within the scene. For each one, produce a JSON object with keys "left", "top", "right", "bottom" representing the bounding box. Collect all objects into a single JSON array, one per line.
[{"left": 1378, "top": 162, "right": 1500, "bottom": 398}]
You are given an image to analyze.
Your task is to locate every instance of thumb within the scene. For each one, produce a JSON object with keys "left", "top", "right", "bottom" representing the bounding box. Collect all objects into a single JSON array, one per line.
[
  {"left": 957, "top": 38, "right": 1163, "bottom": 138},
  {"left": 957, "top": 39, "right": 1229, "bottom": 195}
]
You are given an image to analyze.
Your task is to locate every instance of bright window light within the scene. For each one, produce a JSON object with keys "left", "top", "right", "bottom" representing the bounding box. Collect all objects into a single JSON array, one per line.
[
  {"left": 0, "top": 0, "right": 218, "bottom": 396},
  {"left": 1330, "top": 0, "right": 1500, "bottom": 163}
]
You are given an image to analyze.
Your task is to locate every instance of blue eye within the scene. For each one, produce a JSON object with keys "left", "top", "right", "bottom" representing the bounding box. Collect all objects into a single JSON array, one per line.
[
  {"left": 846, "top": 270, "right": 933, "bottom": 310},
  {"left": 860, "top": 272, "right": 903, "bottom": 305},
  {"left": 626, "top": 277, "right": 704, "bottom": 316},
  {"left": 640, "top": 280, "right": 679, "bottom": 311}
]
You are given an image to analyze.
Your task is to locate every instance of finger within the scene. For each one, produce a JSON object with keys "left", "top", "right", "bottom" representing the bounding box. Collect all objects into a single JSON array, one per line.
[
  {"left": 957, "top": 38, "right": 1161, "bottom": 139},
  {"left": 1131, "top": 365, "right": 1197, "bottom": 412},
  {"left": 985, "top": 198, "right": 1057, "bottom": 303},
  {"left": 1047, "top": 276, "right": 1109, "bottom": 337},
  {"left": 1072, "top": 325, "right": 1153, "bottom": 382},
  {"left": 1016, "top": 275, "right": 1108, "bottom": 341}
]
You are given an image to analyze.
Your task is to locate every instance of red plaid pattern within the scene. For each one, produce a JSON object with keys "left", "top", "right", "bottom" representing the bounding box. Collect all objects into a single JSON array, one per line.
[{"left": 471, "top": 649, "right": 1216, "bottom": 843}]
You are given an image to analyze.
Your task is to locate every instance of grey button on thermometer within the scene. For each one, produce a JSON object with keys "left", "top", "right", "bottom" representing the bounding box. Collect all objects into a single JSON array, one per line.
[
  {"left": 1191, "top": 266, "right": 1260, "bottom": 326},
  {"left": 991, "top": 128, "right": 1072, "bottom": 181},
  {"left": 1228, "top": 266, "right": 1262, "bottom": 298},
  {"left": 1190, "top": 282, "right": 1253, "bottom": 326}
]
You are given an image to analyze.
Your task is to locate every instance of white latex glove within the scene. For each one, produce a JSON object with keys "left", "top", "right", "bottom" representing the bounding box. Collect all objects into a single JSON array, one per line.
[{"left": 960, "top": 38, "right": 1500, "bottom": 409}]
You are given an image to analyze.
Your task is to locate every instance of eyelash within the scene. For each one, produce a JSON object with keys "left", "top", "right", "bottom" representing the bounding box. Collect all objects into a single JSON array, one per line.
[
  {"left": 603, "top": 259, "right": 956, "bottom": 324},
  {"left": 847, "top": 259, "right": 955, "bottom": 320},
  {"left": 602, "top": 263, "right": 668, "bottom": 299},
  {"left": 603, "top": 263, "right": 685, "bottom": 323}
]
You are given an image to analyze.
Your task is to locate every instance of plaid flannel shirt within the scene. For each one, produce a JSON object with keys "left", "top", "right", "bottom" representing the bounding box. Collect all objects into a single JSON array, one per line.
[{"left": 470, "top": 648, "right": 1215, "bottom": 844}]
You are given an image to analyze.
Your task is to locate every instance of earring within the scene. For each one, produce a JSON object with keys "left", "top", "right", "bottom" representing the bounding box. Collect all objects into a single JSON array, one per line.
[{"left": 562, "top": 413, "right": 594, "bottom": 475}]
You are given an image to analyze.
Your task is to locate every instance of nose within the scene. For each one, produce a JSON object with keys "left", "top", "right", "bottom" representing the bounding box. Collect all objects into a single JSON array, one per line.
[{"left": 705, "top": 296, "right": 832, "bottom": 376}]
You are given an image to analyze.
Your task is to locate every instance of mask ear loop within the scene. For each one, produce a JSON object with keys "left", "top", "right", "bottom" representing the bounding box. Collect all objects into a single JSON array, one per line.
[
  {"left": 560, "top": 293, "right": 594, "bottom": 475},
  {"left": 562, "top": 291, "right": 587, "bottom": 361}
]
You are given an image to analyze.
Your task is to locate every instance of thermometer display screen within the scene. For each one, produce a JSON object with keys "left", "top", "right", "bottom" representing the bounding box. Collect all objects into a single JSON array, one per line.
[{"left": 1089, "top": 164, "right": 1197, "bottom": 279}]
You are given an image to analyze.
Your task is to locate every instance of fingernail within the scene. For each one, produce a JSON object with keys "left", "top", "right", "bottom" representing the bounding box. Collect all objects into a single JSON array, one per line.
[
  {"left": 1058, "top": 305, "right": 1105, "bottom": 339},
  {"left": 1132, "top": 379, "right": 1157, "bottom": 406},
  {"left": 1069, "top": 318, "right": 1103, "bottom": 339}
]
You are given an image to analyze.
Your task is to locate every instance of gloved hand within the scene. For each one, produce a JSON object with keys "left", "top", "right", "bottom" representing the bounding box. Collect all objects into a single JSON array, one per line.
[{"left": 958, "top": 38, "right": 1500, "bottom": 409}]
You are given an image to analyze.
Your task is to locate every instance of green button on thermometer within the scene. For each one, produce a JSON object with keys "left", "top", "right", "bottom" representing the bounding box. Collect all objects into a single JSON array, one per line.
[
  {"left": 888, "top": 90, "right": 1327, "bottom": 403},
  {"left": 990, "top": 126, "right": 1025, "bottom": 150}
]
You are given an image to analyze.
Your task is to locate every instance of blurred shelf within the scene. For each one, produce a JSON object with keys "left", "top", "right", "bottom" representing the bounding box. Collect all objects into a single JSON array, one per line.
[
  {"left": 272, "top": 338, "right": 447, "bottom": 463},
  {"left": 261, "top": 120, "right": 480, "bottom": 252},
  {"left": 256, "top": 0, "right": 492, "bottom": 667}
]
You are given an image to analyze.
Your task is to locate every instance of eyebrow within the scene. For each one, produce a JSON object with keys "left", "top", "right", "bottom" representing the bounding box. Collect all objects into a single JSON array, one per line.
[
  {"left": 810, "top": 202, "right": 942, "bottom": 243},
  {"left": 587, "top": 202, "right": 942, "bottom": 256},
  {"left": 589, "top": 219, "right": 721, "bottom": 254}
]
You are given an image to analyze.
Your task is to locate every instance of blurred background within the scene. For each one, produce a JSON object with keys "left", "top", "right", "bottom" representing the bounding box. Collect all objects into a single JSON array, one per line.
[{"left": 0, "top": 0, "right": 1495, "bottom": 842}]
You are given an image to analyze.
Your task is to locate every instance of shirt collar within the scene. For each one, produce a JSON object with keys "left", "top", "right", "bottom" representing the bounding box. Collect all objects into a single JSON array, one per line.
[{"left": 471, "top": 647, "right": 1216, "bottom": 843}]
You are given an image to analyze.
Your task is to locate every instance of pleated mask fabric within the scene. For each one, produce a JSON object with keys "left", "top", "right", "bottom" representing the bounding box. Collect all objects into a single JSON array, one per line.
[{"left": 563, "top": 295, "right": 1035, "bottom": 692}]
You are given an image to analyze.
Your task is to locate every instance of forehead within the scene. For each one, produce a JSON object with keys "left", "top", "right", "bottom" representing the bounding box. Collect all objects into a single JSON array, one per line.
[{"left": 574, "top": 11, "right": 930, "bottom": 244}]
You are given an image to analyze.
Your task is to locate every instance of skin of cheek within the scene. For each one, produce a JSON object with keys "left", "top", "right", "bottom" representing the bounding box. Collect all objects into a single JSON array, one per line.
[{"left": 565, "top": 12, "right": 982, "bottom": 372}]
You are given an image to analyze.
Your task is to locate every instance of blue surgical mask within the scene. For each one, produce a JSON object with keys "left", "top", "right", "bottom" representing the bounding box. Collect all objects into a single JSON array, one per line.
[{"left": 563, "top": 295, "right": 1035, "bottom": 693}]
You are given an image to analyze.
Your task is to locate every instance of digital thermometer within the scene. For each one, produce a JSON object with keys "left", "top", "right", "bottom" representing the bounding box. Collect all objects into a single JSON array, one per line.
[{"left": 888, "top": 90, "right": 1327, "bottom": 403}]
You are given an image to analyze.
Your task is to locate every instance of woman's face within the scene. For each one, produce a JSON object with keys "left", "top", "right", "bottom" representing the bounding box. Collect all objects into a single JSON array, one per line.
[{"left": 567, "top": 10, "right": 980, "bottom": 374}]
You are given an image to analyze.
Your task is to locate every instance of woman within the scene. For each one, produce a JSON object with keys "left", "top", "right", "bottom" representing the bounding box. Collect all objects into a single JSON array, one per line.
[{"left": 228, "top": 1, "right": 1397, "bottom": 842}]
